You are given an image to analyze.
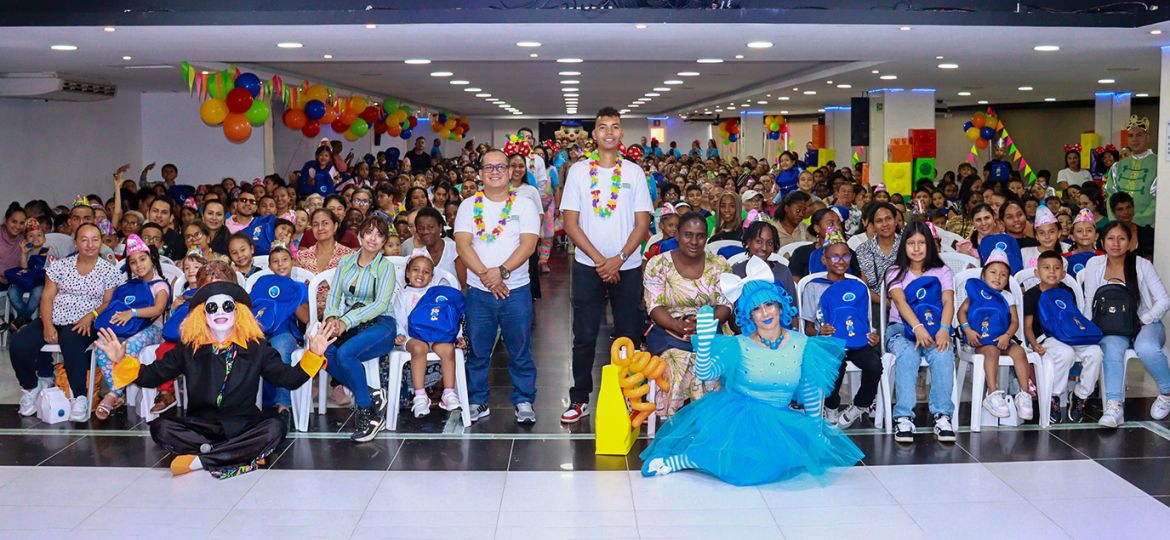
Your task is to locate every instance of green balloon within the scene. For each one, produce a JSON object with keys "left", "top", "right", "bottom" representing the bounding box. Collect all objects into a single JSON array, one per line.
[
  {"left": 244, "top": 100, "right": 270, "bottom": 126},
  {"left": 348, "top": 120, "right": 369, "bottom": 136},
  {"left": 770, "top": 122, "right": 780, "bottom": 131},
  {"left": 384, "top": 98, "right": 398, "bottom": 112},
  {"left": 401, "top": 120, "right": 410, "bottom": 130}
]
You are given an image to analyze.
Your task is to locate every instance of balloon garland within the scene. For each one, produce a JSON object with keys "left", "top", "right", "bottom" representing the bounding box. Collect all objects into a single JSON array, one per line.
[
  {"left": 718, "top": 118, "right": 740, "bottom": 144},
  {"left": 763, "top": 114, "right": 787, "bottom": 140},
  {"left": 428, "top": 111, "right": 472, "bottom": 142},
  {"left": 609, "top": 337, "right": 670, "bottom": 429}
]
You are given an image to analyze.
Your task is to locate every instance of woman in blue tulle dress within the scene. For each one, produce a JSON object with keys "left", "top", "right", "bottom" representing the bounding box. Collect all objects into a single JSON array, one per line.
[{"left": 640, "top": 259, "right": 864, "bottom": 486}]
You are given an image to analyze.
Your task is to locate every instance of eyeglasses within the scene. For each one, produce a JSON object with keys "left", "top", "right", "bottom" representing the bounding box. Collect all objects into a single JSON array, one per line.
[
  {"left": 141, "top": 235, "right": 162, "bottom": 243},
  {"left": 238, "top": 198, "right": 257, "bottom": 204},
  {"left": 184, "top": 232, "right": 204, "bottom": 241},
  {"left": 204, "top": 299, "right": 236, "bottom": 315},
  {"left": 826, "top": 254, "right": 853, "bottom": 264},
  {"left": 353, "top": 199, "right": 371, "bottom": 206},
  {"left": 480, "top": 164, "right": 508, "bottom": 173}
]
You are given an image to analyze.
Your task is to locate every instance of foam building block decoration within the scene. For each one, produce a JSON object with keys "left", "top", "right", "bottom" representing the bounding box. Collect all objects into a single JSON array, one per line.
[
  {"left": 811, "top": 124, "right": 826, "bottom": 148},
  {"left": 909, "top": 129, "right": 937, "bottom": 159},
  {"left": 817, "top": 148, "right": 837, "bottom": 169},
  {"left": 884, "top": 162, "right": 913, "bottom": 195},
  {"left": 913, "top": 158, "right": 937, "bottom": 188},
  {"left": 1080, "top": 132, "right": 1100, "bottom": 170}
]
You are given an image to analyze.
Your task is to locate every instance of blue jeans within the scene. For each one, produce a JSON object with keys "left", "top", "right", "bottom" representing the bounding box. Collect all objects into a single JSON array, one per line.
[
  {"left": 323, "top": 316, "right": 396, "bottom": 409},
  {"left": 1099, "top": 322, "right": 1170, "bottom": 402},
  {"left": 7, "top": 285, "right": 42, "bottom": 319},
  {"left": 465, "top": 285, "right": 535, "bottom": 406},
  {"left": 263, "top": 332, "right": 299, "bottom": 408},
  {"left": 886, "top": 323, "right": 955, "bottom": 419}
]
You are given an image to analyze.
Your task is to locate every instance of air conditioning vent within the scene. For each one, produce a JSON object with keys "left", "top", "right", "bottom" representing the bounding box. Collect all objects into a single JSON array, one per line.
[{"left": 0, "top": 73, "right": 117, "bottom": 102}]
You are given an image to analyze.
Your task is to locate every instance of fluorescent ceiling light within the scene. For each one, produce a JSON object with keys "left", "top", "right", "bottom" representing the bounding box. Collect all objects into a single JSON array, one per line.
[
  {"left": 1098, "top": 78, "right": 1115, "bottom": 84},
  {"left": 900, "top": 26, "right": 912, "bottom": 31},
  {"left": 677, "top": 71, "right": 700, "bottom": 76},
  {"left": 880, "top": 75, "right": 898, "bottom": 80},
  {"left": 978, "top": 100, "right": 989, "bottom": 104},
  {"left": 529, "top": 53, "right": 538, "bottom": 58},
  {"left": 803, "top": 90, "right": 816, "bottom": 95},
  {"left": 322, "top": 54, "right": 333, "bottom": 59},
  {"left": 645, "top": 93, "right": 660, "bottom": 97},
  {"left": 938, "top": 63, "right": 959, "bottom": 69},
  {"left": 560, "top": 80, "right": 579, "bottom": 84},
  {"left": 747, "top": 41, "right": 773, "bottom": 48},
  {"left": 430, "top": 71, "right": 452, "bottom": 77},
  {"left": 404, "top": 58, "right": 431, "bottom": 64},
  {"left": 564, "top": 93, "right": 579, "bottom": 97},
  {"left": 664, "top": 80, "right": 683, "bottom": 85},
  {"left": 50, "top": 44, "right": 78, "bottom": 51},
  {"left": 1034, "top": 45, "right": 1060, "bottom": 51},
  {"left": 1018, "top": 86, "right": 1033, "bottom": 91},
  {"left": 557, "top": 58, "right": 583, "bottom": 63},
  {"left": 1152, "top": 30, "right": 1163, "bottom": 35},
  {"left": 781, "top": 110, "right": 790, "bottom": 114},
  {"left": 449, "top": 80, "right": 469, "bottom": 85},
  {"left": 1137, "top": 92, "right": 1150, "bottom": 97},
  {"left": 475, "top": 93, "right": 491, "bottom": 97},
  {"left": 561, "top": 87, "right": 578, "bottom": 92},
  {"left": 559, "top": 71, "right": 581, "bottom": 76},
  {"left": 653, "top": 87, "right": 671, "bottom": 92},
  {"left": 463, "top": 88, "right": 482, "bottom": 92},
  {"left": 122, "top": 55, "right": 132, "bottom": 60},
  {"left": 696, "top": 58, "right": 723, "bottom": 63},
  {"left": 957, "top": 91, "right": 972, "bottom": 96},
  {"left": 103, "top": 26, "right": 116, "bottom": 32},
  {"left": 735, "top": 54, "right": 745, "bottom": 59},
  {"left": 516, "top": 41, "right": 541, "bottom": 47},
  {"left": 837, "top": 84, "right": 852, "bottom": 89},
  {"left": 635, "top": 24, "right": 648, "bottom": 29},
  {"left": 277, "top": 42, "right": 304, "bottom": 49},
  {"left": 1045, "top": 97, "right": 1057, "bottom": 102},
  {"left": 757, "top": 100, "right": 768, "bottom": 104},
  {"left": 778, "top": 96, "right": 790, "bottom": 101}
]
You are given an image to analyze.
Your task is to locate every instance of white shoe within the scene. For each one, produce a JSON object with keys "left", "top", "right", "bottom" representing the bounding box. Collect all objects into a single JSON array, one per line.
[
  {"left": 983, "top": 390, "right": 1010, "bottom": 418},
  {"left": 68, "top": 395, "right": 90, "bottom": 422},
  {"left": 18, "top": 384, "right": 42, "bottom": 417},
  {"left": 411, "top": 395, "right": 431, "bottom": 418},
  {"left": 823, "top": 407, "right": 840, "bottom": 424},
  {"left": 1099, "top": 400, "right": 1125, "bottom": 428},
  {"left": 1015, "top": 391, "right": 1034, "bottom": 421},
  {"left": 439, "top": 392, "right": 461, "bottom": 412},
  {"left": 837, "top": 405, "right": 866, "bottom": 429},
  {"left": 1151, "top": 394, "right": 1170, "bottom": 421}
]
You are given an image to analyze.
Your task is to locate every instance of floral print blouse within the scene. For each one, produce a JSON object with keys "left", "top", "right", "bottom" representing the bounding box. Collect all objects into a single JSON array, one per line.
[{"left": 644, "top": 252, "right": 731, "bottom": 319}]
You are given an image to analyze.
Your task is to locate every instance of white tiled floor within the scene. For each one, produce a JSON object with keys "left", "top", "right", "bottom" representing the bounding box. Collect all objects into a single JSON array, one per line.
[{"left": 0, "top": 461, "right": 1166, "bottom": 539}]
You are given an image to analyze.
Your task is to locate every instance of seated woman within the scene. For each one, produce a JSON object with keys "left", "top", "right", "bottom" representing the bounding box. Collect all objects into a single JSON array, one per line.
[
  {"left": 94, "top": 281, "right": 330, "bottom": 478},
  {"left": 643, "top": 212, "right": 733, "bottom": 418},
  {"left": 731, "top": 220, "right": 797, "bottom": 302},
  {"left": 640, "top": 259, "right": 863, "bottom": 486}
]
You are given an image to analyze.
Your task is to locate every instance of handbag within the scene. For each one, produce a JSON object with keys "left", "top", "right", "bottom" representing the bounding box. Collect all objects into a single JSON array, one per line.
[{"left": 644, "top": 320, "right": 692, "bottom": 356}]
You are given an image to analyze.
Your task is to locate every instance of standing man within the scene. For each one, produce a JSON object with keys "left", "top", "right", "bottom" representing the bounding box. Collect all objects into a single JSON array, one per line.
[
  {"left": 455, "top": 150, "right": 541, "bottom": 424},
  {"left": 559, "top": 107, "right": 652, "bottom": 424},
  {"left": 408, "top": 137, "right": 432, "bottom": 174},
  {"left": 1106, "top": 115, "right": 1158, "bottom": 227}
]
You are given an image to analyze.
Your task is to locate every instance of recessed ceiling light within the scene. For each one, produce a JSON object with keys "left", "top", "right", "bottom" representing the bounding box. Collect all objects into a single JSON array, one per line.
[
  {"left": 513, "top": 111, "right": 523, "bottom": 115},
  {"left": 1137, "top": 92, "right": 1150, "bottom": 97},
  {"left": 557, "top": 58, "right": 583, "bottom": 63},
  {"left": 938, "top": 63, "right": 959, "bottom": 69},
  {"left": 936, "top": 55, "right": 944, "bottom": 59},
  {"left": 977, "top": 100, "right": 989, "bottom": 104},
  {"left": 957, "top": 91, "right": 972, "bottom": 96},
  {"left": 1044, "top": 97, "right": 1057, "bottom": 102},
  {"left": 880, "top": 75, "right": 898, "bottom": 80},
  {"left": 728, "top": 105, "right": 737, "bottom": 109},
  {"left": 826, "top": 80, "right": 834, "bottom": 85},
  {"left": 664, "top": 80, "right": 684, "bottom": 85},
  {"left": 277, "top": 42, "right": 303, "bottom": 49},
  {"left": 630, "top": 104, "right": 641, "bottom": 108},
  {"left": 735, "top": 54, "right": 745, "bottom": 59},
  {"left": 747, "top": 41, "right": 773, "bottom": 48},
  {"left": 803, "top": 90, "right": 817, "bottom": 95},
  {"left": 529, "top": 53, "right": 538, "bottom": 58},
  {"left": 404, "top": 58, "right": 431, "bottom": 64},
  {"left": 635, "top": 23, "right": 648, "bottom": 29},
  {"left": 1018, "top": 86, "right": 1033, "bottom": 91},
  {"left": 781, "top": 110, "right": 790, "bottom": 114},
  {"left": 677, "top": 71, "right": 700, "bottom": 76},
  {"left": 818, "top": 108, "right": 826, "bottom": 112},
  {"left": 900, "top": 26, "right": 912, "bottom": 31},
  {"left": 792, "top": 88, "right": 799, "bottom": 91},
  {"left": 559, "top": 71, "right": 581, "bottom": 76},
  {"left": 365, "top": 23, "right": 377, "bottom": 29},
  {"left": 757, "top": 100, "right": 768, "bottom": 104},
  {"left": 50, "top": 44, "right": 78, "bottom": 51},
  {"left": 837, "top": 84, "right": 852, "bottom": 89},
  {"left": 653, "top": 87, "right": 671, "bottom": 92},
  {"left": 486, "top": 98, "right": 499, "bottom": 102},
  {"left": 564, "top": 93, "right": 579, "bottom": 97},
  {"left": 449, "top": 80, "right": 469, "bottom": 85},
  {"left": 645, "top": 93, "right": 660, "bottom": 97},
  {"left": 475, "top": 93, "right": 491, "bottom": 98},
  {"left": 697, "top": 58, "right": 723, "bottom": 63},
  {"left": 122, "top": 55, "right": 132, "bottom": 60},
  {"left": 778, "top": 96, "right": 790, "bottom": 101},
  {"left": 560, "top": 80, "right": 580, "bottom": 85},
  {"left": 1098, "top": 78, "right": 1115, "bottom": 84},
  {"left": 322, "top": 54, "right": 333, "bottom": 59},
  {"left": 430, "top": 71, "right": 453, "bottom": 77},
  {"left": 562, "top": 87, "right": 578, "bottom": 92},
  {"left": 516, "top": 41, "right": 541, "bottom": 47},
  {"left": 1152, "top": 29, "right": 1163, "bottom": 35},
  {"left": 103, "top": 26, "right": 116, "bottom": 32},
  {"left": 1034, "top": 45, "right": 1060, "bottom": 51},
  {"left": 620, "top": 109, "right": 631, "bottom": 113},
  {"left": 463, "top": 88, "right": 482, "bottom": 92}
]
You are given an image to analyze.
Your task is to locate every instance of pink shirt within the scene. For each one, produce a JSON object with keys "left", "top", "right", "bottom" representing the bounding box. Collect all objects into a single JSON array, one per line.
[
  {"left": 885, "top": 265, "right": 954, "bottom": 325},
  {"left": 225, "top": 216, "right": 254, "bottom": 234}
]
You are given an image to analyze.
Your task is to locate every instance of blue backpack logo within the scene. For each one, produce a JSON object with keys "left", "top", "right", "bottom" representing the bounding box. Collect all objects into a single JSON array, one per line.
[
  {"left": 817, "top": 279, "right": 870, "bottom": 350},
  {"left": 1063, "top": 251, "right": 1096, "bottom": 278},
  {"left": 964, "top": 279, "right": 1010, "bottom": 346},
  {"left": 978, "top": 234, "right": 1023, "bottom": 274},
  {"left": 250, "top": 274, "right": 307, "bottom": 338},
  {"left": 903, "top": 276, "right": 943, "bottom": 339},
  {"left": 94, "top": 278, "right": 170, "bottom": 338},
  {"left": 408, "top": 286, "right": 465, "bottom": 343},
  {"left": 1039, "top": 287, "right": 1102, "bottom": 345},
  {"left": 248, "top": 214, "right": 276, "bottom": 255}
]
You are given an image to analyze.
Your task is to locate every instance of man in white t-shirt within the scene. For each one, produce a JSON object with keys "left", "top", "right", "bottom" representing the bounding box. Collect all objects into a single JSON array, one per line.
[
  {"left": 454, "top": 150, "right": 541, "bottom": 424},
  {"left": 559, "top": 107, "right": 653, "bottom": 424}
]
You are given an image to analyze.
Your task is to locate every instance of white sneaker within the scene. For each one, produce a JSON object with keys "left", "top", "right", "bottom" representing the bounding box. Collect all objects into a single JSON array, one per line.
[
  {"left": 411, "top": 395, "right": 431, "bottom": 418},
  {"left": 837, "top": 405, "right": 867, "bottom": 429},
  {"left": 18, "top": 384, "right": 42, "bottom": 417},
  {"left": 983, "top": 390, "right": 1010, "bottom": 418},
  {"left": 68, "top": 395, "right": 90, "bottom": 422},
  {"left": 515, "top": 402, "right": 536, "bottom": 424},
  {"left": 1015, "top": 391, "right": 1034, "bottom": 421},
  {"left": 823, "top": 407, "right": 840, "bottom": 424},
  {"left": 1152, "top": 394, "right": 1170, "bottom": 421},
  {"left": 1099, "top": 400, "right": 1125, "bottom": 428},
  {"left": 439, "top": 392, "right": 461, "bottom": 412}
]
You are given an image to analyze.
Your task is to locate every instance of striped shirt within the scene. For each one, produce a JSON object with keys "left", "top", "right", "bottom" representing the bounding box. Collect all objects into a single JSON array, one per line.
[{"left": 324, "top": 251, "right": 397, "bottom": 329}]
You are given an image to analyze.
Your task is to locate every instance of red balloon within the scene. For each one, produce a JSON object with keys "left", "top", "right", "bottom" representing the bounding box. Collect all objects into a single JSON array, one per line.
[
  {"left": 373, "top": 121, "right": 388, "bottom": 135},
  {"left": 407, "top": 116, "right": 418, "bottom": 128},
  {"left": 225, "top": 88, "right": 253, "bottom": 115},
  {"left": 282, "top": 108, "right": 307, "bottom": 130},
  {"left": 301, "top": 119, "right": 320, "bottom": 138},
  {"left": 359, "top": 106, "right": 380, "bottom": 123},
  {"left": 223, "top": 113, "right": 252, "bottom": 142},
  {"left": 331, "top": 118, "right": 350, "bottom": 133}
]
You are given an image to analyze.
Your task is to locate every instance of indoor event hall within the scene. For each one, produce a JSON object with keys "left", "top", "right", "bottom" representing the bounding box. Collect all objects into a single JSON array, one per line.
[{"left": 2, "top": 1, "right": 1170, "bottom": 538}]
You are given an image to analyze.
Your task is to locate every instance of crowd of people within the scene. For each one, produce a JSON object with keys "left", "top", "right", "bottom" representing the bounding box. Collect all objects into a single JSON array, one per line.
[{"left": 2, "top": 106, "right": 1168, "bottom": 483}]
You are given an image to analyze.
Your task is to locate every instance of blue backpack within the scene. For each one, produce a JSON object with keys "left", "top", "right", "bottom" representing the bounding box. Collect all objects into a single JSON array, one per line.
[
  {"left": 902, "top": 276, "right": 944, "bottom": 340},
  {"left": 1039, "top": 287, "right": 1103, "bottom": 345},
  {"left": 1063, "top": 251, "right": 1097, "bottom": 278},
  {"left": 3, "top": 251, "right": 47, "bottom": 290},
  {"left": 250, "top": 274, "right": 308, "bottom": 338},
  {"left": 246, "top": 214, "right": 276, "bottom": 255},
  {"left": 978, "top": 234, "right": 1023, "bottom": 274},
  {"left": 162, "top": 289, "right": 196, "bottom": 342},
  {"left": 816, "top": 278, "right": 870, "bottom": 350},
  {"left": 964, "top": 279, "right": 1011, "bottom": 346},
  {"left": 808, "top": 246, "right": 827, "bottom": 275},
  {"left": 94, "top": 278, "right": 170, "bottom": 338},
  {"left": 408, "top": 286, "right": 465, "bottom": 343},
  {"left": 717, "top": 245, "right": 746, "bottom": 260}
]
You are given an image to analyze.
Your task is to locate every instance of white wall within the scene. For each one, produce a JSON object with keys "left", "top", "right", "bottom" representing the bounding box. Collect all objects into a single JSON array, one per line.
[
  {"left": 140, "top": 92, "right": 266, "bottom": 186},
  {"left": 0, "top": 92, "right": 143, "bottom": 205}
]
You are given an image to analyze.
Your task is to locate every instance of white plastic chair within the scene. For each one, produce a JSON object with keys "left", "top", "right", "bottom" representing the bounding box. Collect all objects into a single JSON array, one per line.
[
  {"left": 952, "top": 268, "right": 1050, "bottom": 431},
  {"left": 940, "top": 252, "right": 979, "bottom": 279},
  {"left": 795, "top": 272, "right": 891, "bottom": 431},
  {"left": 777, "top": 241, "right": 812, "bottom": 265},
  {"left": 704, "top": 239, "right": 742, "bottom": 257},
  {"left": 252, "top": 255, "right": 269, "bottom": 270},
  {"left": 245, "top": 268, "right": 316, "bottom": 291},
  {"left": 847, "top": 233, "right": 868, "bottom": 251},
  {"left": 936, "top": 228, "right": 964, "bottom": 252},
  {"left": 159, "top": 263, "right": 183, "bottom": 287}
]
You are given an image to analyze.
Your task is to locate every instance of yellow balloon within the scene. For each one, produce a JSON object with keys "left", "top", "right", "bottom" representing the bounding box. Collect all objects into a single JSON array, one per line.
[
  {"left": 965, "top": 127, "right": 980, "bottom": 141},
  {"left": 349, "top": 96, "right": 368, "bottom": 112},
  {"left": 199, "top": 98, "right": 228, "bottom": 125},
  {"left": 454, "top": 133, "right": 463, "bottom": 141},
  {"left": 343, "top": 130, "right": 359, "bottom": 142},
  {"left": 304, "top": 84, "right": 329, "bottom": 103},
  {"left": 444, "top": 118, "right": 456, "bottom": 130},
  {"left": 440, "top": 127, "right": 451, "bottom": 138}
]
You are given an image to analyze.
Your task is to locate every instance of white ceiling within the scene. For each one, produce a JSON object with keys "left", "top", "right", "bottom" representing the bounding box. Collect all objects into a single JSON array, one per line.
[{"left": 0, "top": 22, "right": 1167, "bottom": 117}]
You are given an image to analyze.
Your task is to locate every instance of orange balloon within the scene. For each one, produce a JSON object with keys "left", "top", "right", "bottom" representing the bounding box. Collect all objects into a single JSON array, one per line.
[
  {"left": 223, "top": 113, "right": 252, "bottom": 142},
  {"left": 975, "top": 137, "right": 990, "bottom": 150},
  {"left": 282, "top": 108, "right": 307, "bottom": 130},
  {"left": 971, "top": 113, "right": 986, "bottom": 129},
  {"left": 388, "top": 124, "right": 402, "bottom": 137},
  {"left": 320, "top": 106, "right": 336, "bottom": 124},
  {"left": 340, "top": 109, "right": 359, "bottom": 125}
]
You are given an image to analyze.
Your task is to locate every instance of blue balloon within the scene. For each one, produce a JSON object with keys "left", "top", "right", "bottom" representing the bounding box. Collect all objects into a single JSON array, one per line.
[
  {"left": 234, "top": 73, "right": 262, "bottom": 98},
  {"left": 400, "top": 128, "right": 412, "bottom": 140},
  {"left": 729, "top": 133, "right": 738, "bottom": 142},
  {"left": 769, "top": 132, "right": 780, "bottom": 140},
  {"left": 438, "top": 113, "right": 448, "bottom": 124},
  {"left": 979, "top": 126, "right": 996, "bottom": 140},
  {"left": 962, "top": 120, "right": 974, "bottom": 131},
  {"left": 304, "top": 100, "right": 326, "bottom": 120}
]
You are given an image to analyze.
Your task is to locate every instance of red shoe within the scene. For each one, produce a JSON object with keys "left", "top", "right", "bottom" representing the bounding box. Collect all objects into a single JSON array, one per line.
[{"left": 560, "top": 402, "right": 590, "bottom": 424}]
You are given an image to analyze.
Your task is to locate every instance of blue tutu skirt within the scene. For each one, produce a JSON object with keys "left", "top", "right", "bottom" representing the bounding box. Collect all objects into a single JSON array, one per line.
[{"left": 640, "top": 390, "right": 864, "bottom": 486}]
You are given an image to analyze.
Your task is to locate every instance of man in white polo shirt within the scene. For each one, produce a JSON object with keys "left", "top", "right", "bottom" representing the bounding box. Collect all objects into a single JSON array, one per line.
[
  {"left": 454, "top": 149, "right": 541, "bottom": 424},
  {"left": 559, "top": 107, "right": 652, "bottom": 424}
]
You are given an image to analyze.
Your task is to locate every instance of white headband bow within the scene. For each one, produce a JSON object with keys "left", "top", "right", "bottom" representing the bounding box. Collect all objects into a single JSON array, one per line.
[{"left": 718, "top": 256, "right": 773, "bottom": 304}]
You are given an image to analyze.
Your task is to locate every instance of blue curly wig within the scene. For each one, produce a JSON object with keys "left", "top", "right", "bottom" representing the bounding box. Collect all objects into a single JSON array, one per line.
[{"left": 735, "top": 280, "right": 798, "bottom": 335}]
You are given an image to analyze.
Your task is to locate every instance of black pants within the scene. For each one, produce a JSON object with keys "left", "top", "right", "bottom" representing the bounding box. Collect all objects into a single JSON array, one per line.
[
  {"left": 10, "top": 323, "right": 95, "bottom": 397},
  {"left": 528, "top": 251, "right": 542, "bottom": 299},
  {"left": 150, "top": 415, "right": 286, "bottom": 470},
  {"left": 826, "top": 345, "right": 883, "bottom": 410},
  {"left": 570, "top": 261, "right": 644, "bottom": 404}
]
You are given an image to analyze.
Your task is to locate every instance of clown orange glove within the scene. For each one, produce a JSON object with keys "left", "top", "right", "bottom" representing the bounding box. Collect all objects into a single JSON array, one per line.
[
  {"left": 112, "top": 356, "right": 141, "bottom": 389},
  {"left": 299, "top": 350, "right": 328, "bottom": 378}
]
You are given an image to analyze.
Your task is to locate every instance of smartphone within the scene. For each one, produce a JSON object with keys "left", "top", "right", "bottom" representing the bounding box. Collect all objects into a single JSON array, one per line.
[{"left": 25, "top": 243, "right": 33, "bottom": 249}]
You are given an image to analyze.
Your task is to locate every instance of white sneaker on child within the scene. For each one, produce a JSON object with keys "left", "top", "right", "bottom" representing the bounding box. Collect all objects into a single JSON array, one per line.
[
  {"left": 18, "top": 384, "right": 42, "bottom": 417},
  {"left": 1151, "top": 394, "right": 1170, "bottom": 421},
  {"left": 1015, "top": 391, "right": 1034, "bottom": 421},
  {"left": 983, "top": 390, "right": 1010, "bottom": 418},
  {"left": 68, "top": 395, "right": 90, "bottom": 422},
  {"left": 439, "top": 391, "right": 461, "bottom": 411},
  {"left": 411, "top": 395, "right": 432, "bottom": 418}
]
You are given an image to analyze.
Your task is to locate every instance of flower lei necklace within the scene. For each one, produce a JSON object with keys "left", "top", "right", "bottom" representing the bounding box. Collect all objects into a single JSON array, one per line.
[
  {"left": 588, "top": 152, "right": 622, "bottom": 218},
  {"left": 472, "top": 188, "right": 516, "bottom": 243}
]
